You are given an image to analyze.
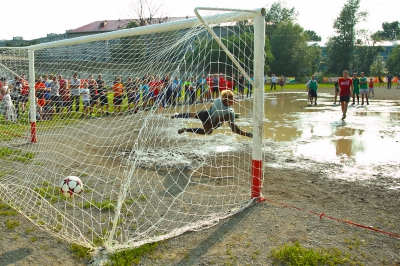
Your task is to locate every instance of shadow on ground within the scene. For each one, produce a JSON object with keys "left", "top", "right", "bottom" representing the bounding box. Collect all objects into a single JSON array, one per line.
[
  {"left": 0, "top": 248, "right": 34, "bottom": 265},
  {"left": 175, "top": 203, "right": 260, "bottom": 266}
]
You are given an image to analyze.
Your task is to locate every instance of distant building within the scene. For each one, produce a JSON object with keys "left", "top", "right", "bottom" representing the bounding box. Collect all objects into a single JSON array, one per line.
[
  {"left": 376, "top": 40, "right": 400, "bottom": 61},
  {"left": 0, "top": 36, "right": 30, "bottom": 47}
]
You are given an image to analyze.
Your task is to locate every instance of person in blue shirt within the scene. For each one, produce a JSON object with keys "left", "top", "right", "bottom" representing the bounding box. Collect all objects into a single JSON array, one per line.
[
  {"left": 387, "top": 73, "right": 393, "bottom": 89},
  {"left": 141, "top": 79, "right": 150, "bottom": 110},
  {"left": 247, "top": 74, "right": 254, "bottom": 98}
]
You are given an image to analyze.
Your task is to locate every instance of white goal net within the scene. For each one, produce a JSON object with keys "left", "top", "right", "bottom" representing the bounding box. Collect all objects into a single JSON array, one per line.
[{"left": 0, "top": 8, "right": 266, "bottom": 255}]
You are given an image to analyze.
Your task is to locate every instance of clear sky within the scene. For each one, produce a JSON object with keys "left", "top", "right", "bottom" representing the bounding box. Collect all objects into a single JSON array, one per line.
[{"left": 2, "top": 0, "right": 399, "bottom": 42}]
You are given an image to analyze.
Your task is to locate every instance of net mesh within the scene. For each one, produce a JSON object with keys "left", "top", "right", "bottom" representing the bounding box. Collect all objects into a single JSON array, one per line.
[{"left": 0, "top": 10, "right": 261, "bottom": 253}]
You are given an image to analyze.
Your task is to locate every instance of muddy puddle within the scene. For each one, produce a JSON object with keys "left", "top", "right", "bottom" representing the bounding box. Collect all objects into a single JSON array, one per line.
[
  {"left": 164, "top": 92, "right": 400, "bottom": 188},
  {"left": 236, "top": 92, "right": 400, "bottom": 187}
]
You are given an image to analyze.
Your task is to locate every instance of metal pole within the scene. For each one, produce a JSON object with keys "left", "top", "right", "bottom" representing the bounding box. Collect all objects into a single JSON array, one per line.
[
  {"left": 28, "top": 49, "right": 37, "bottom": 142},
  {"left": 251, "top": 8, "right": 266, "bottom": 202}
]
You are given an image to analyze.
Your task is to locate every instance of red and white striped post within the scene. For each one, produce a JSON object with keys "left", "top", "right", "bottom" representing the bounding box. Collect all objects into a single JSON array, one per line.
[
  {"left": 251, "top": 8, "right": 266, "bottom": 202},
  {"left": 28, "top": 49, "right": 37, "bottom": 143}
]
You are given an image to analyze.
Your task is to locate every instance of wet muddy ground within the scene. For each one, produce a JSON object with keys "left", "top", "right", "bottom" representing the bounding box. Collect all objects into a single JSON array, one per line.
[{"left": 1, "top": 90, "right": 399, "bottom": 265}]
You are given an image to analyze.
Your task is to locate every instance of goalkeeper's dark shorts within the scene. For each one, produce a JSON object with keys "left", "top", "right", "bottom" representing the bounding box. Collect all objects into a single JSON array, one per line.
[{"left": 195, "top": 110, "right": 211, "bottom": 125}]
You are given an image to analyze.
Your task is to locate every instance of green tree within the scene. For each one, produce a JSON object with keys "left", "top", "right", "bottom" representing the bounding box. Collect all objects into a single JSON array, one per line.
[
  {"left": 307, "top": 44, "right": 322, "bottom": 74},
  {"left": 371, "top": 21, "right": 400, "bottom": 41},
  {"left": 186, "top": 29, "right": 274, "bottom": 75},
  {"left": 125, "top": 20, "right": 139, "bottom": 29},
  {"left": 351, "top": 45, "right": 384, "bottom": 75},
  {"left": 304, "top": 30, "right": 322, "bottom": 41},
  {"left": 386, "top": 45, "right": 400, "bottom": 74},
  {"left": 270, "top": 21, "right": 319, "bottom": 76},
  {"left": 369, "top": 54, "right": 387, "bottom": 76},
  {"left": 264, "top": 1, "right": 298, "bottom": 38},
  {"left": 326, "top": 0, "right": 367, "bottom": 74}
]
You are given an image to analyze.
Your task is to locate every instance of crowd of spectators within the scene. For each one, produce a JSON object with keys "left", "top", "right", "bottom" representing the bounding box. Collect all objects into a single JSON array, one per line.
[{"left": 0, "top": 72, "right": 258, "bottom": 122}]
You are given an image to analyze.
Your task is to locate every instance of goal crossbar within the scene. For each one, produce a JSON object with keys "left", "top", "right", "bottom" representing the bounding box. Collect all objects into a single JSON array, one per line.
[{"left": 27, "top": 8, "right": 265, "bottom": 51}]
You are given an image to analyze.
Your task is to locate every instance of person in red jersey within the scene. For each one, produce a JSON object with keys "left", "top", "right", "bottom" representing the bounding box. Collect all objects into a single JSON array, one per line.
[{"left": 338, "top": 70, "right": 353, "bottom": 120}]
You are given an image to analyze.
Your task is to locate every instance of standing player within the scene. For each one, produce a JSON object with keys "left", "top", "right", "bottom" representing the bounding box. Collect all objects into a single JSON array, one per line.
[
  {"left": 386, "top": 72, "right": 393, "bottom": 89},
  {"left": 58, "top": 75, "right": 71, "bottom": 118},
  {"left": 306, "top": 75, "right": 318, "bottom": 105},
  {"left": 359, "top": 72, "right": 369, "bottom": 105},
  {"left": 270, "top": 74, "right": 277, "bottom": 90},
  {"left": 246, "top": 74, "right": 254, "bottom": 98},
  {"left": 112, "top": 77, "right": 125, "bottom": 115},
  {"left": 338, "top": 70, "right": 353, "bottom": 120},
  {"left": 238, "top": 74, "right": 245, "bottom": 98},
  {"left": 19, "top": 74, "right": 29, "bottom": 115},
  {"left": 171, "top": 90, "right": 252, "bottom": 137},
  {"left": 351, "top": 73, "right": 360, "bottom": 105},
  {"left": 70, "top": 73, "right": 81, "bottom": 113},
  {"left": 368, "top": 78, "right": 374, "bottom": 98},
  {"left": 97, "top": 74, "right": 109, "bottom": 115},
  {"left": 80, "top": 82, "right": 91, "bottom": 117},
  {"left": 334, "top": 80, "right": 339, "bottom": 105},
  {"left": 88, "top": 79, "right": 98, "bottom": 116},
  {"left": 378, "top": 76, "right": 384, "bottom": 87}
]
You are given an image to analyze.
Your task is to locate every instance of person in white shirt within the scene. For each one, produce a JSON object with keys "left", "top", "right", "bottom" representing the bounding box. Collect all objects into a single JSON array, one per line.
[
  {"left": 80, "top": 82, "right": 90, "bottom": 117},
  {"left": 70, "top": 73, "right": 81, "bottom": 113}
]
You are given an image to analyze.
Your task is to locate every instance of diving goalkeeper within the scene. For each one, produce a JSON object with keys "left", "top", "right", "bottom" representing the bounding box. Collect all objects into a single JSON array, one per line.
[{"left": 171, "top": 90, "right": 252, "bottom": 137}]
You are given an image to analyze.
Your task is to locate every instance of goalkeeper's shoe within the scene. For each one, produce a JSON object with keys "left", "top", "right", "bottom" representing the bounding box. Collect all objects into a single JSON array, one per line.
[{"left": 178, "top": 128, "right": 186, "bottom": 134}]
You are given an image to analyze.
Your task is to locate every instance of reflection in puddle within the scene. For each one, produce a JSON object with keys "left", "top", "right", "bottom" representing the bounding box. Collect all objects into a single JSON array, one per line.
[
  {"left": 233, "top": 93, "right": 400, "bottom": 165},
  {"left": 168, "top": 92, "right": 400, "bottom": 180}
]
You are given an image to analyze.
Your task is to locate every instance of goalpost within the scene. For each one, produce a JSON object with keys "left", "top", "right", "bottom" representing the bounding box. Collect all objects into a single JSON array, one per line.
[{"left": 0, "top": 7, "right": 266, "bottom": 256}]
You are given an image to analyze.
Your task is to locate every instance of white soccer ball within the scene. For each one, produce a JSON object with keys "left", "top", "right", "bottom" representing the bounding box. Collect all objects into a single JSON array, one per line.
[{"left": 60, "top": 176, "right": 83, "bottom": 198}]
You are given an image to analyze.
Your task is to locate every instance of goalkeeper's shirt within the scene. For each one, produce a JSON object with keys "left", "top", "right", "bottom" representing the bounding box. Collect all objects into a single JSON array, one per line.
[{"left": 209, "top": 98, "right": 235, "bottom": 125}]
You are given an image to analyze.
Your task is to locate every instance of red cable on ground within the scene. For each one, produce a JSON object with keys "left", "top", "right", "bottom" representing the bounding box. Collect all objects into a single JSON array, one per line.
[{"left": 263, "top": 198, "right": 400, "bottom": 239}]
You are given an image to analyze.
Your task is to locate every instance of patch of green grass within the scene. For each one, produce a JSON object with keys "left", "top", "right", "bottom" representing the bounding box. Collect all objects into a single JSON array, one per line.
[
  {"left": 139, "top": 195, "right": 147, "bottom": 201},
  {"left": 0, "top": 147, "right": 35, "bottom": 163},
  {"left": 345, "top": 237, "right": 367, "bottom": 251},
  {"left": 0, "top": 202, "right": 18, "bottom": 216},
  {"left": 226, "top": 248, "right": 237, "bottom": 263},
  {"left": 0, "top": 147, "right": 16, "bottom": 157},
  {"left": 0, "top": 170, "right": 14, "bottom": 180},
  {"left": 83, "top": 199, "right": 115, "bottom": 211},
  {"left": 6, "top": 219, "right": 21, "bottom": 230},
  {"left": 33, "top": 182, "right": 60, "bottom": 203},
  {"left": 269, "top": 241, "right": 362, "bottom": 265},
  {"left": 0, "top": 122, "right": 29, "bottom": 141},
  {"left": 25, "top": 228, "right": 34, "bottom": 234},
  {"left": 30, "top": 237, "right": 38, "bottom": 242},
  {"left": 93, "top": 236, "right": 104, "bottom": 247},
  {"left": 107, "top": 242, "right": 158, "bottom": 266},
  {"left": 124, "top": 198, "right": 135, "bottom": 205},
  {"left": 70, "top": 243, "right": 92, "bottom": 261},
  {"left": 251, "top": 249, "right": 260, "bottom": 259}
]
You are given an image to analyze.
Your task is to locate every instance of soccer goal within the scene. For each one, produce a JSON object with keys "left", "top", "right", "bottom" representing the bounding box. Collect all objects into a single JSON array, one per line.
[{"left": 0, "top": 7, "right": 266, "bottom": 257}]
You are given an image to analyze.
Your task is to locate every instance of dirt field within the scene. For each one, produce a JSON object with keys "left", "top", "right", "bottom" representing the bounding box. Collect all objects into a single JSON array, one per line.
[{"left": 0, "top": 87, "right": 399, "bottom": 266}]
